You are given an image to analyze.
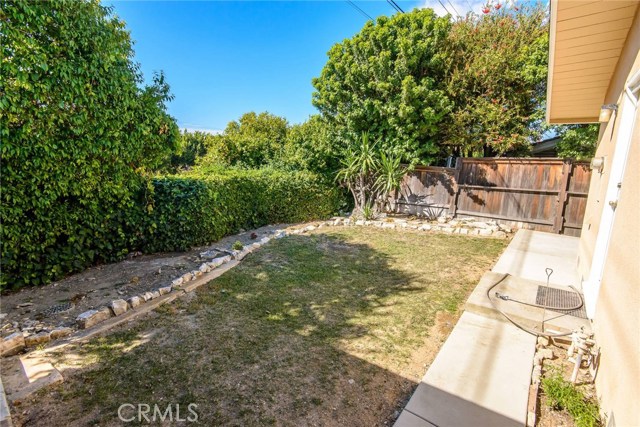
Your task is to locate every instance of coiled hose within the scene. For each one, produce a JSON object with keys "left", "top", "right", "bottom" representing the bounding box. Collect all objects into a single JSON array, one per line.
[{"left": 487, "top": 273, "right": 585, "bottom": 338}]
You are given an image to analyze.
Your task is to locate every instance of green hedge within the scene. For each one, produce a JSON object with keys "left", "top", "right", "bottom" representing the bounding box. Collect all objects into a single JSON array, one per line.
[
  {"left": 142, "top": 169, "right": 342, "bottom": 253},
  {"left": 1, "top": 169, "right": 342, "bottom": 290}
]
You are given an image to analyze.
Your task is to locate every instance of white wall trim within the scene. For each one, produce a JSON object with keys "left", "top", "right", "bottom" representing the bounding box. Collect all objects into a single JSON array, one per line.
[{"left": 583, "top": 77, "right": 639, "bottom": 318}]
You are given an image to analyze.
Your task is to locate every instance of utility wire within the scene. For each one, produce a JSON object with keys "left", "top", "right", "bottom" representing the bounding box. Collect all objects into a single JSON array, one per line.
[
  {"left": 446, "top": 0, "right": 461, "bottom": 17},
  {"left": 437, "top": 0, "right": 452, "bottom": 16},
  {"left": 389, "top": 0, "right": 405, "bottom": 13},
  {"left": 386, "top": 0, "right": 401, "bottom": 13},
  {"left": 345, "top": 0, "right": 374, "bottom": 21}
]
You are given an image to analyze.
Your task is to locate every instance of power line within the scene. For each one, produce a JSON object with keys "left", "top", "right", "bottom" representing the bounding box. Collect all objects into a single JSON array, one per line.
[
  {"left": 389, "top": 0, "right": 405, "bottom": 13},
  {"left": 345, "top": 0, "right": 374, "bottom": 21},
  {"left": 386, "top": 0, "right": 401, "bottom": 13},
  {"left": 446, "top": 0, "right": 461, "bottom": 17},
  {"left": 437, "top": 0, "right": 452, "bottom": 16}
]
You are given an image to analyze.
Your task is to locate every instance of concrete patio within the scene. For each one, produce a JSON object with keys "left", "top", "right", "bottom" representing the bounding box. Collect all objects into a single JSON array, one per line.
[{"left": 395, "top": 229, "right": 590, "bottom": 427}]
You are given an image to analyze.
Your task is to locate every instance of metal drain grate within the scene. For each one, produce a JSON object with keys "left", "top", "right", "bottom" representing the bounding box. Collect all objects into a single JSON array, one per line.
[{"left": 536, "top": 286, "right": 587, "bottom": 319}]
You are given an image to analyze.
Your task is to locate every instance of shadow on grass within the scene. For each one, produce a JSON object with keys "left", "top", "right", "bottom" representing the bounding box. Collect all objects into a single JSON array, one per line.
[{"left": 30, "top": 230, "right": 506, "bottom": 426}]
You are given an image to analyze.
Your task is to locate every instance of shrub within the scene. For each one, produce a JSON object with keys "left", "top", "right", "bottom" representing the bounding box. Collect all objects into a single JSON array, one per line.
[
  {"left": 542, "top": 371, "right": 601, "bottom": 427},
  {"left": 232, "top": 241, "right": 244, "bottom": 251},
  {"left": 1, "top": 0, "right": 178, "bottom": 290},
  {"left": 140, "top": 169, "right": 343, "bottom": 253}
]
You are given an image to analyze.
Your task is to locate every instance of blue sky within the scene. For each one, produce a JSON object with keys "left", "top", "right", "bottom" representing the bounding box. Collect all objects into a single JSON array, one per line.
[{"left": 105, "top": 1, "right": 487, "bottom": 133}]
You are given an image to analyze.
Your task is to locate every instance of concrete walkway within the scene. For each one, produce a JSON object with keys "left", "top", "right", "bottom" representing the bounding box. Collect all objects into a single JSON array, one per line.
[{"left": 395, "top": 230, "right": 582, "bottom": 427}]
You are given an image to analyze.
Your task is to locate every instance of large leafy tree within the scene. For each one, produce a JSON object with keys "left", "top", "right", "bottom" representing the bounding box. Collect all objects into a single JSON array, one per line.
[
  {"left": 1, "top": 0, "right": 179, "bottom": 287},
  {"left": 312, "top": 9, "right": 453, "bottom": 165},
  {"left": 441, "top": 3, "right": 549, "bottom": 157}
]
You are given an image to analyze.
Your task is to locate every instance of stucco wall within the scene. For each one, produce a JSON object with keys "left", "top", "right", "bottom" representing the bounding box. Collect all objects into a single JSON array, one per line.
[{"left": 577, "top": 11, "right": 640, "bottom": 427}]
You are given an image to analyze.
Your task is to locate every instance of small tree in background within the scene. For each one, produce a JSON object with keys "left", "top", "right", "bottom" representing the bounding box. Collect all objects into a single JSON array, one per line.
[
  {"left": 209, "top": 112, "right": 289, "bottom": 168},
  {"left": 555, "top": 124, "right": 599, "bottom": 160}
]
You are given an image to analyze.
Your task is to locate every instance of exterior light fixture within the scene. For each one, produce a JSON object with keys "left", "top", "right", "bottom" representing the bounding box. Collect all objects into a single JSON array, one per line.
[
  {"left": 598, "top": 104, "right": 618, "bottom": 122},
  {"left": 590, "top": 157, "right": 605, "bottom": 173}
]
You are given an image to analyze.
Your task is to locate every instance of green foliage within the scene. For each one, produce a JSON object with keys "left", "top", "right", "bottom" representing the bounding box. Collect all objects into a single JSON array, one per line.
[
  {"left": 442, "top": 4, "right": 548, "bottom": 157},
  {"left": 169, "top": 130, "right": 213, "bottom": 171},
  {"left": 232, "top": 241, "right": 244, "bottom": 251},
  {"left": 313, "top": 5, "right": 549, "bottom": 162},
  {"left": 312, "top": 10, "right": 453, "bottom": 165},
  {"left": 542, "top": 371, "right": 601, "bottom": 427},
  {"left": 554, "top": 125, "right": 599, "bottom": 160},
  {"left": 278, "top": 115, "right": 339, "bottom": 179},
  {"left": 336, "top": 133, "right": 406, "bottom": 216},
  {"left": 141, "top": 169, "right": 343, "bottom": 253},
  {"left": 1, "top": 0, "right": 178, "bottom": 289},
  {"left": 199, "top": 112, "right": 289, "bottom": 168}
]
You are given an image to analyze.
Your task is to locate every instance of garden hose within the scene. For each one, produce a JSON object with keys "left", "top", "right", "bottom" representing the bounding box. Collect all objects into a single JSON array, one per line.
[{"left": 487, "top": 273, "right": 584, "bottom": 338}]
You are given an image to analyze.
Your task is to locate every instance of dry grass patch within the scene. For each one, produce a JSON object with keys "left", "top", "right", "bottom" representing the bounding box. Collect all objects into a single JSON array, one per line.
[{"left": 15, "top": 228, "right": 507, "bottom": 426}]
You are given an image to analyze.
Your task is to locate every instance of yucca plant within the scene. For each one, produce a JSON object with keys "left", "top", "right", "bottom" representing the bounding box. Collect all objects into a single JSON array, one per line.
[
  {"left": 336, "top": 132, "right": 406, "bottom": 217},
  {"left": 375, "top": 152, "right": 406, "bottom": 212}
]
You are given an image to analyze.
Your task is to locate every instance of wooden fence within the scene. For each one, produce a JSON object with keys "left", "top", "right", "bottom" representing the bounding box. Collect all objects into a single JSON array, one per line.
[{"left": 394, "top": 158, "right": 591, "bottom": 236}]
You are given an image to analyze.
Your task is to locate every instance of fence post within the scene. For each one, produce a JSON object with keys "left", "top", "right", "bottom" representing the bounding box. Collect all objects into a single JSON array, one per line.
[
  {"left": 449, "top": 157, "right": 463, "bottom": 218},
  {"left": 553, "top": 160, "right": 572, "bottom": 234}
]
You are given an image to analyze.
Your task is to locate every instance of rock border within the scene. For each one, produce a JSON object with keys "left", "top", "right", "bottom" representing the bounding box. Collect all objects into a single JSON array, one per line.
[{"left": 1, "top": 215, "right": 511, "bottom": 357}]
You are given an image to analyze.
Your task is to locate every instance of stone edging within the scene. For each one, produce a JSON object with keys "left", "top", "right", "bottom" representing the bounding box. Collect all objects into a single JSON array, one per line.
[
  {"left": 1, "top": 215, "right": 511, "bottom": 357},
  {"left": 0, "top": 232, "right": 285, "bottom": 357}
]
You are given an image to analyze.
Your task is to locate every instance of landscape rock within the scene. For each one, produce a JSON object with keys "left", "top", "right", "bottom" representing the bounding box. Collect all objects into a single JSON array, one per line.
[
  {"left": 109, "top": 299, "right": 129, "bottom": 316},
  {"left": 493, "top": 230, "right": 507, "bottom": 238},
  {"left": 181, "top": 272, "right": 193, "bottom": 282},
  {"left": 192, "top": 270, "right": 203, "bottom": 279},
  {"left": 199, "top": 263, "right": 210, "bottom": 273},
  {"left": 355, "top": 220, "right": 365, "bottom": 226},
  {"left": 470, "top": 221, "right": 489, "bottom": 229},
  {"left": 305, "top": 225, "right": 316, "bottom": 232},
  {"left": 50, "top": 327, "right": 73, "bottom": 340},
  {"left": 442, "top": 227, "right": 455, "bottom": 233},
  {"left": 478, "top": 229, "right": 493, "bottom": 236},
  {"left": 127, "top": 296, "right": 143, "bottom": 309},
  {"left": 0, "top": 332, "right": 25, "bottom": 356},
  {"left": 77, "top": 307, "right": 113, "bottom": 329},
  {"left": 532, "top": 365, "right": 542, "bottom": 384},
  {"left": 25, "top": 331, "right": 50, "bottom": 347},
  {"left": 150, "top": 290, "right": 161, "bottom": 299},
  {"left": 171, "top": 277, "right": 184, "bottom": 287},
  {"left": 158, "top": 286, "right": 172, "bottom": 296},
  {"left": 498, "top": 223, "right": 513, "bottom": 233},
  {"left": 459, "top": 228, "right": 470, "bottom": 235},
  {"left": 539, "top": 348, "right": 554, "bottom": 360},
  {"left": 141, "top": 292, "right": 154, "bottom": 302},
  {"left": 437, "top": 217, "right": 447, "bottom": 224},
  {"left": 537, "top": 336, "right": 550, "bottom": 347}
]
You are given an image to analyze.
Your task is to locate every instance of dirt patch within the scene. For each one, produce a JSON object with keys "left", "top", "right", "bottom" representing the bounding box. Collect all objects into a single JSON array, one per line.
[{"left": 0, "top": 224, "right": 289, "bottom": 340}]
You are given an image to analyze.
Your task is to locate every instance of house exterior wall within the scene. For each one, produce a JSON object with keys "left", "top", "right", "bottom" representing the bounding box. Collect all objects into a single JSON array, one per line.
[{"left": 576, "top": 11, "right": 640, "bottom": 427}]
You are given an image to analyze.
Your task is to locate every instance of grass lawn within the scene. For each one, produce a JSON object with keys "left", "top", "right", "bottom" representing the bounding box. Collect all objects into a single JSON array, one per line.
[{"left": 21, "top": 227, "right": 507, "bottom": 426}]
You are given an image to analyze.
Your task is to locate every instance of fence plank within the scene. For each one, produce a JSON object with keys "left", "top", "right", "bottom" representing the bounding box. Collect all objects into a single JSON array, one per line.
[
  {"left": 449, "top": 158, "right": 462, "bottom": 216},
  {"left": 393, "top": 157, "right": 591, "bottom": 235},
  {"left": 553, "top": 160, "right": 573, "bottom": 233}
]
